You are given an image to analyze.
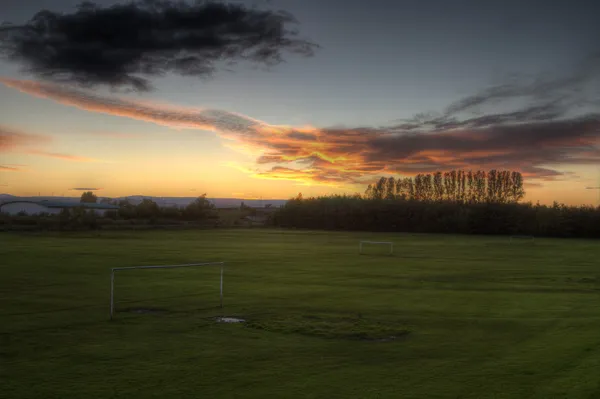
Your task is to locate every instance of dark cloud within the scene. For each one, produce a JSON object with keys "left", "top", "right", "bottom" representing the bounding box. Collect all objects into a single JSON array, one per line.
[
  {"left": 70, "top": 187, "right": 101, "bottom": 191},
  {"left": 0, "top": 0, "right": 317, "bottom": 91},
  {"left": 371, "top": 115, "right": 600, "bottom": 164},
  {"left": 288, "top": 131, "right": 318, "bottom": 141},
  {"left": 444, "top": 52, "right": 600, "bottom": 116},
  {"left": 394, "top": 102, "right": 568, "bottom": 133}
]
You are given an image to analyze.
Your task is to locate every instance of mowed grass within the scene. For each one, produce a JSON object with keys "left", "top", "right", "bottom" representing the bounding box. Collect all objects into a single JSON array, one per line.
[{"left": 2, "top": 229, "right": 600, "bottom": 398}]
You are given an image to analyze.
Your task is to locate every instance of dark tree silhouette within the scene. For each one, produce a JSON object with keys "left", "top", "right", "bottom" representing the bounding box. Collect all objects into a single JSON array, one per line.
[{"left": 80, "top": 191, "right": 98, "bottom": 203}]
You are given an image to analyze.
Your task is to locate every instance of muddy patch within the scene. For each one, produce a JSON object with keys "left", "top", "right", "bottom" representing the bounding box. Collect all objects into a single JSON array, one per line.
[{"left": 245, "top": 314, "right": 410, "bottom": 342}]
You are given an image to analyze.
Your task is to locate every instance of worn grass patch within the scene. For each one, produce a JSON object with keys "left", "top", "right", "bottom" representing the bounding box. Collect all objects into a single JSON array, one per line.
[
  {"left": 246, "top": 314, "right": 410, "bottom": 341},
  {"left": 121, "top": 307, "right": 168, "bottom": 314}
]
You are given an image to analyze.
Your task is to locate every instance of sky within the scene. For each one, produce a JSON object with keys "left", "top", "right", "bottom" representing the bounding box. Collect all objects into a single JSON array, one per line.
[{"left": 0, "top": 0, "right": 599, "bottom": 203}]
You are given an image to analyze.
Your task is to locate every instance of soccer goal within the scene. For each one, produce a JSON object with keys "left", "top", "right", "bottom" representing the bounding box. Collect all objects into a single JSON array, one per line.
[
  {"left": 359, "top": 241, "right": 394, "bottom": 255},
  {"left": 109, "top": 262, "right": 225, "bottom": 320},
  {"left": 509, "top": 235, "right": 535, "bottom": 244}
]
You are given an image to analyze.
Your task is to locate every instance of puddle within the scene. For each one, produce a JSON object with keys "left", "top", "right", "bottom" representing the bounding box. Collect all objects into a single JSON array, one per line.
[{"left": 216, "top": 317, "right": 246, "bottom": 323}]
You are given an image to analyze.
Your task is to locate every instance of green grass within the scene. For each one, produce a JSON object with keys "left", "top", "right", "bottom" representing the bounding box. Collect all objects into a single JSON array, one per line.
[{"left": 2, "top": 229, "right": 600, "bottom": 398}]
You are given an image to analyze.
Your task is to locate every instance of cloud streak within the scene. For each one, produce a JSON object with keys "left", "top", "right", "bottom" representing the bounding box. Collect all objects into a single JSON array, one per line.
[
  {"left": 0, "top": 165, "right": 20, "bottom": 172},
  {"left": 2, "top": 51, "right": 600, "bottom": 186},
  {"left": 27, "top": 150, "right": 97, "bottom": 162},
  {"left": 91, "top": 131, "right": 140, "bottom": 139},
  {"left": 70, "top": 187, "right": 102, "bottom": 191},
  {"left": 443, "top": 52, "right": 600, "bottom": 116},
  {"left": 1, "top": 124, "right": 94, "bottom": 163},
  {"left": 0, "top": 0, "right": 317, "bottom": 91},
  {"left": 0, "top": 125, "right": 50, "bottom": 152}
]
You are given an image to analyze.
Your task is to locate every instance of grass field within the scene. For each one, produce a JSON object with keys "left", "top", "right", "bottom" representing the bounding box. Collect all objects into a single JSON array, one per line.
[{"left": 2, "top": 229, "right": 600, "bottom": 398}]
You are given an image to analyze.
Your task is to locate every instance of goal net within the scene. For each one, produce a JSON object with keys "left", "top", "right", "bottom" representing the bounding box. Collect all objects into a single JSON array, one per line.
[
  {"left": 359, "top": 241, "right": 394, "bottom": 255},
  {"left": 109, "top": 262, "right": 225, "bottom": 319}
]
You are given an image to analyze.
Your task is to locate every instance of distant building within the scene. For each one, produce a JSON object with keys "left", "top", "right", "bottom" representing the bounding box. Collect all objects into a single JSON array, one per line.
[{"left": 0, "top": 200, "right": 119, "bottom": 216}]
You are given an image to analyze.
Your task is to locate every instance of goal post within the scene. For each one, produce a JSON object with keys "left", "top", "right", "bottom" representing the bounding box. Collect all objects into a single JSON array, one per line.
[
  {"left": 359, "top": 241, "right": 394, "bottom": 255},
  {"left": 109, "top": 262, "right": 225, "bottom": 320}
]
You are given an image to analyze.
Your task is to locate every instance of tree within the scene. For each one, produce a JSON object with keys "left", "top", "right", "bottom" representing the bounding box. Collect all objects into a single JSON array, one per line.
[
  {"left": 136, "top": 199, "right": 160, "bottom": 219},
  {"left": 80, "top": 191, "right": 97, "bottom": 203},
  {"left": 364, "top": 169, "right": 525, "bottom": 204},
  {"left": 509, "top": 171, "right": 525, "bottom": 202},
  {"left": 117, "top": 199, "right": 136, "bottom": 219},
  {"left": 385, "top": 177, "right": 396, "bottom": 200},
  {"left": 184, "top": 195, "right": 218, "bottom": 221},
  {"left": 433, "top": 172, "right": 443, "bottom": 201}
]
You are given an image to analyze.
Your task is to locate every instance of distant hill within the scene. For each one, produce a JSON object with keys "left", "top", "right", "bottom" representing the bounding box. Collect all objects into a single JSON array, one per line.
[{"left": 0, "top": 194, "right": 287, "bottom": 209}]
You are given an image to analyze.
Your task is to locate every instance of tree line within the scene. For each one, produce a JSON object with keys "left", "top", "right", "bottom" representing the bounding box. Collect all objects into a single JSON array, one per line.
[
  {"left": 272, "top": 170, "right": 600, "bottom": 238},
  {"left": 101, "top": 197, "right": 218, "bottom": 222},
  {"left": 0, "top": 193, "right": 220, "bottom": 231},
  {"left": 78, "top": 191, "right": 217, "bottom": 221},
  {"left": 365, "top": 170, "right": 525, "bottom": 203}
]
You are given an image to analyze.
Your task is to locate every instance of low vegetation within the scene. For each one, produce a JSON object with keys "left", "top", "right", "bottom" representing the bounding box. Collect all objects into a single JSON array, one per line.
[
  {"left": 2, "top": 229, "right": 600, "bottom": 398},
  {"left": 0, "top": 194, "right": 221, "bottom": 231}
]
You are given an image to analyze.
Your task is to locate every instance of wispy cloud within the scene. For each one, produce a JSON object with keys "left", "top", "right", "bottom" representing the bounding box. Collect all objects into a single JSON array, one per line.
[
  {"left": 70, "top": 187, "right": 102, "bottom": 191},
  {"left": 0, "top": 165, "right": 20, "bottom": 172},
  {"left": 0, "top": 125, "right": 50, "bottom": 152},
  {"left": 231, "top": 192, "right": 262, "bottom": 200},
  {"left": 2, "top": 51, "right": 600, "bottom": 186},
  {"left": 1, "top": 124, "right": 95, "bottom": 164},
  {"left": 27, "top": 150, "right": 97, "bottom": 162},
  {"left": 90, "top": 131, "right": 140, "bottom": 139}
]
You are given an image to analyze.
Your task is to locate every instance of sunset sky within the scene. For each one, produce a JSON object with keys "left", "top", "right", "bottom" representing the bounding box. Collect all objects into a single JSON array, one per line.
[{"left": 1, "top": 0, "right": 599, "bottom": 204}]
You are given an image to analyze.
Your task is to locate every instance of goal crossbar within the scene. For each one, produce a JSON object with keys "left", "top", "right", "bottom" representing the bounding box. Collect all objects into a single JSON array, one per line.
[
  {"left": 110, "top": 262, "right": 225, "bottom": 320},
  {"left": 359, "top": 241, "right": 394, "bottom": 255},
  {"left": 112, "top": 262, "right": 224, "bottom": 271}
]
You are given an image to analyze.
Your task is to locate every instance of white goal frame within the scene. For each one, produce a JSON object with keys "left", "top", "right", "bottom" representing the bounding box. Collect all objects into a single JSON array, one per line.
[
  {"left": 509, "top": 235, "right": 535, "bottom": 244},
  {"left": 359, "top": 241, "right": 394, "bottom": 255},
  {"left": 109, "top": 262, "right": 225, "bottom": 320}
]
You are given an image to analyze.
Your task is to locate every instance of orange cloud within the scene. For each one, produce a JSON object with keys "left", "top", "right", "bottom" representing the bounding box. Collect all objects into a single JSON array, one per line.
[
  {"left": 2, "top": 78, "right": 600, "bottom": 188},
  {"left": 1, "top": 124, "right": 95, "bottom": 164},
  {"left": 0, "top": 125, "right": 50, "bottom": 152},
  {"left": 0, "top": 78, "right": 221, "bottom": 131},
  {"left": 27, "top": 150, "right": 97, "bottom": 162}
]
